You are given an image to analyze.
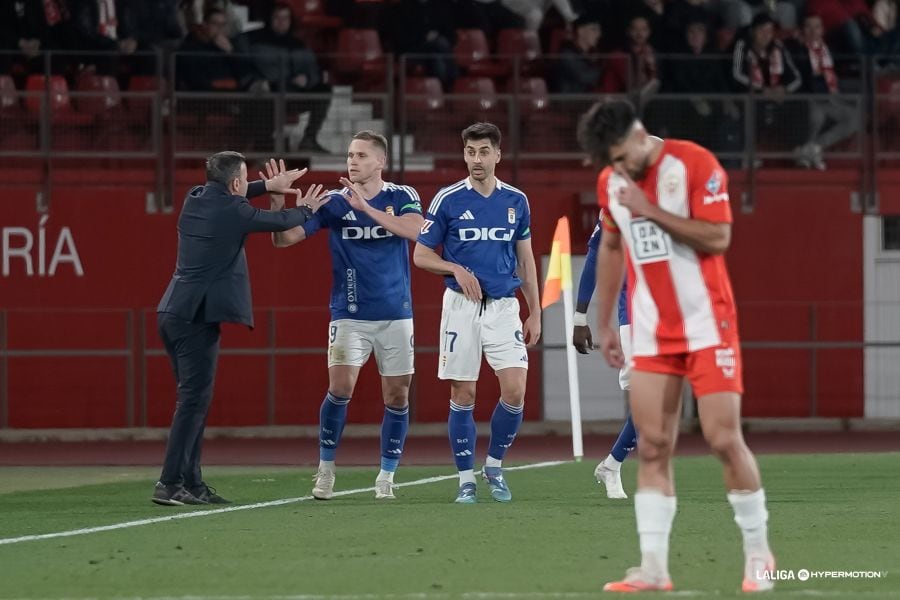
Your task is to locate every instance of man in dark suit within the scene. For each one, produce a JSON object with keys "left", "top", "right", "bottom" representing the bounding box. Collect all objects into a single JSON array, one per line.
[{"left": 153, "top": 151, "right": 328, "bottom": 506}]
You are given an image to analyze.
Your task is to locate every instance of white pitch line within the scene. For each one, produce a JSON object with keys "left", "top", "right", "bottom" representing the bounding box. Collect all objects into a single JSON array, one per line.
[{"left": 0, "top": 460, "right": 567, "bottom": 547}]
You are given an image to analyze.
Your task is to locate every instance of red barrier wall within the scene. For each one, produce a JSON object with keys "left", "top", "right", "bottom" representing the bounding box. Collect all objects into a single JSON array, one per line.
[{"left": 0, "top": 166, "right": 865, "bottom": 427}]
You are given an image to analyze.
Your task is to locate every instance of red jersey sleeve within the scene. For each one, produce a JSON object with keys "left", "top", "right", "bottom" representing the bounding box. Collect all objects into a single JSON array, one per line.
[
  {"left": 689, "top": 148, "right": 732, "bottom": 224},
  {"left": 596, "top": 168, "right": 620, "bottom": 232}
]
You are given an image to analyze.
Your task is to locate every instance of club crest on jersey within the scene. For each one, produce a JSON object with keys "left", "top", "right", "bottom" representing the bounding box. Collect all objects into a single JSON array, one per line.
[
  {"left": 663, "top": 172, "right": 681, "bottom": 197},
  {"left": 705, "top": 170, "right": 723, "bottom": 195},
  {"left": 386, "top": 206, "right": 394, "bottom": 216},
  {"left": 508, "top": 207, "right": 516, "bottom": 224}
]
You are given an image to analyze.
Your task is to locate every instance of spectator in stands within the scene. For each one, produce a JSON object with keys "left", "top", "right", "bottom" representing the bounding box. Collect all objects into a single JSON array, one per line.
[
  {"left": 0, "top": 0, "right": 80, "bottom": 74},
  {"left": 664, "top": 19, "right": 741, "bottom": 149},
  {"left": 182, "top": 0, "right": 244, "bottom": 38},
  {"left": 239, "top": 3, "right": 331, "bottom": 153},
  {"left": 718, "top": 0, "right": 803, "bottom": 29},
  {"left": 624, "top": 15, "right": 661, "bottom": 104},
  {"left": 501, "top": 0, "right": 580, "bottom": 31},
  {"left": 662, "top": 0, "right": 719, "bottom": 50},
  {"left": 388, "top": 0, "right": 458, "bottom": 92},
  {"left": 455, "top": 0, "right": 526, "bottom": 38},
  {"left": 118, "top": 0, "right": 185, "bottom": 54},
  {"left": 786, "top": 13, "right": 859, "bottom": 169},
  {"left": 732, "top": 12, "right": 804, "bottom": 156},
  {"left": 176, "top": 8, "right": 260, "bottom": 91},
  {"left": 804, "top": 0, "right": 886, "bottom": 53},
  {"left": 554, "top": 15, "right": 626, "bottom": 92}
]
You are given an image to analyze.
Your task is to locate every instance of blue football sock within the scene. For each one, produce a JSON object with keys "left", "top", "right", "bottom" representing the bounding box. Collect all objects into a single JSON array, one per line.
[
  {"left": 380, "top": 404, "right": 409, "bottom": 473},
  {"left": 487, "top": 399, "right": 524, "bottom": 462},
  {"left": 448, "top": 400, "right": 476, "bottom": 471},
  {"left": 319, "top": 391, "right": 350, "bottom": 462},
  {"left": 610, "top": 413, "right": 637, "bottom": 463}
]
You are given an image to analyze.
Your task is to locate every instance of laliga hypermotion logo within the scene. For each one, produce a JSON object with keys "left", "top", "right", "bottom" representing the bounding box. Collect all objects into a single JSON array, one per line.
[{"left": 2, "top": 214, "right": 84, "bottom": 277}]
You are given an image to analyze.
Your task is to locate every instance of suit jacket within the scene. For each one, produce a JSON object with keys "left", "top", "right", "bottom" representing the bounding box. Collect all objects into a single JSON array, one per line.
[{"left": 157, "top": 179, "right": 310, "bottom": 328}]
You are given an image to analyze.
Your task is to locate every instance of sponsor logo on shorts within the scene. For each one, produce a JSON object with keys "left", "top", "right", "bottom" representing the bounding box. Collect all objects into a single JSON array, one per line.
[{"left": 715, "top": 347, "right": 736, "bottom": 378}]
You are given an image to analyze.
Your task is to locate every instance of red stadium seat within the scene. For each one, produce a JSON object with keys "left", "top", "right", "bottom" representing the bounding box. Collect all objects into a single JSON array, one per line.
[
  {"left": 507, "top": 76, "right": 549, "bottom": 115},
  {"left": 452, "top": 77, "right": 499, "bottom": 118},
  {"left": 454, "top": 29, "right": 508, "bottom": 78},
  {"left": 285, "top": 0, "right": 342, "bottom": 28},
  {"left": 497, "top": 28, "right": 542, "bottom": 71},
  {"left": 25, "top": 75, "right": 93, "bottom": 126},
  {"left": 405, "top": 76, "right": 445, "bottom": 112},
  {"left": 333, "top": 29, "right": 386, "bottom": 86},
  {"left": 76, "top": 74, "right": 122, "bottom": 115},
  {"left": 0, "top": 74, "right": 20, "bottom": 113}
]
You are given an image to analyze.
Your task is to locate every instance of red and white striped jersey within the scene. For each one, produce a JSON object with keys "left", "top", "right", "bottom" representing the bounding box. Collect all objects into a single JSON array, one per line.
[{"left": 598, "top": 139, "right": 738, "bottom": 357}]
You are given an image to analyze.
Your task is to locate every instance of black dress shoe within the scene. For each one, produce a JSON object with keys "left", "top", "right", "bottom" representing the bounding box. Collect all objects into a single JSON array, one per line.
[
  {"left": 151, "top": 482, "right": 207, "bottom": 506},
  {"left": 188, "top": 482, "right": 232, "bottom": 504}
]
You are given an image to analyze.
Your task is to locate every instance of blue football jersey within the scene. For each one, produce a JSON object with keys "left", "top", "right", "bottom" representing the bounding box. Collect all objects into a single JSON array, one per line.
[
  {"left": 302, "top": 182, "right": 422, "bottom": 321},
  {"left": 417, "top": 178, "right": 531, "bottom": 299},
  {"left": 579, "top": 218, "right": 630, "bottom": 326}
]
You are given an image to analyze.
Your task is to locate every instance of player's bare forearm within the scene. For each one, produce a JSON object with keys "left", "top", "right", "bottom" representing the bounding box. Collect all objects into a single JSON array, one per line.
[
  {"left": 363, "top": 208, "right": 424, "bottom": 241},
  {"left": 515, "top": 239, "right": 541, "bottom": 315},
  {"left": 413, "top": 243, "right": 461, "bottom": 276},
  {"left": 596, "top": 231, "right": 625, "bottom": 328},
  {"left": 644, "top": 204, "right": 731, "bottom": 255}
]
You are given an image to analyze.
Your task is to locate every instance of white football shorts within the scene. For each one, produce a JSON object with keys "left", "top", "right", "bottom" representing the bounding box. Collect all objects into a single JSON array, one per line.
[
  {"left": 327, "top": 318, "right": 415, "bottom": 377},
  {"left": 437, "top": 288, "right": 528, "bottom": 381}
]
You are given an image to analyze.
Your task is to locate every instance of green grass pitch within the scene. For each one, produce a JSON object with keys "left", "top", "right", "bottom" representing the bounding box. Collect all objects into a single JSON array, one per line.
[{"left": 1, "top": 453, "right": 898, "bottom": 599}]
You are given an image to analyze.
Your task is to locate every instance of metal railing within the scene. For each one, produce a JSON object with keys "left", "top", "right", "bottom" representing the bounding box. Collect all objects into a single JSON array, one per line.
[
  {"left": 1, "top": 303, "right": 897, "bottom": 427},
  {"left": 0, "top": 50, "right": 896, "bottom": 211}
]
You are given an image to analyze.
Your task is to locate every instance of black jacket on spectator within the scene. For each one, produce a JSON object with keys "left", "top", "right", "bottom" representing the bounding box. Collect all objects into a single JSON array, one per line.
[
  {"left": 731, "top": 37, "right": 802, "bottom": 92},
  {"left": 70, "top": 0, "right": 119, "bottom": 51},
  {"left": 238, "top": 25, "right": 322, "bottom": 90},
  {"left": 664, "top": 44, "right": 729, "bottom": 93},
  {"left": 388, "top": 0, "right": 457, "bottom": 53},
  {"left": 176, "top": 32, "right": 249, "bottom": 91},
  {"left": 554, "top": 39, "right": 604, "bottom": 93},
  {"left": 0, "top": 0, "right": 80, "bottom": 50},
  {"left": 117, "top": 0, "right": 183, "bottom": 49},
  {"left": 785, "top": 38, "right": 839, "bottom": 94}
]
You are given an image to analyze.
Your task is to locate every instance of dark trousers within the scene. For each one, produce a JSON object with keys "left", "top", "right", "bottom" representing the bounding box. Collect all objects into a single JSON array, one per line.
[{"left": 157, "top": 312, "right": 221, "bottom": 487}]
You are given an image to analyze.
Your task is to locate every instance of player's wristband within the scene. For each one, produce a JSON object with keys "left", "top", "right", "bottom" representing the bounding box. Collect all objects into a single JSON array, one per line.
[{"left": 573, "top": 312, "right": 588, "bottom": 327}]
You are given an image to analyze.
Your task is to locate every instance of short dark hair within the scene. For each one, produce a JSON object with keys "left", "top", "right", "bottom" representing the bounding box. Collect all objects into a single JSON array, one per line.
[
  {"left": 206, "top": 151, "right": 245, "bottom": 186},
  {"left": 352, "top": 130, "right": 388, "bottom": 155},
  {"left": 203, "top": 8, "right": 226, "bottom": 23},
  {"left": 576, "top": 99, "right": 638, "bottom": 167},
  {"left": 461, "top": 122, "right": 501, "bottom": 148}
]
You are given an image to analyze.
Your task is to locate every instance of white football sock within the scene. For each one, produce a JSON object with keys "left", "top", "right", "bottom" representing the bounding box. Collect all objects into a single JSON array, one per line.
[
  {"left": 318, "top": 459, "right": 335, "bottom": 471},
  {"left": 635, "top": 490, "right": 677, "bottom": 579},
  {"left": 485, "top": 455, "right": 502, "bottom": 468},
  {"left": 603, "top": 454, "right": 623, "bottom": 470},
  {"left": 458, "top": 469, "right": 476, "bottom": 486},
  {"left": 728, "top": 488, "right": 771, "bottom": 558}
]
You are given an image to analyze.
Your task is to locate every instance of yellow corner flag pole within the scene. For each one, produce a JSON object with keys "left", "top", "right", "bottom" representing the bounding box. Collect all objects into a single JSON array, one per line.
[{"left": 541, "top": 217, "right": 583, "bottom": 461}]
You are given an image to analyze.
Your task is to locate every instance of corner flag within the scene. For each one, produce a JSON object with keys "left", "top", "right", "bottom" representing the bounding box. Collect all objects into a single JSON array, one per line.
[{"left": 542, "top": 216, "right": 583, "bottom": 460}]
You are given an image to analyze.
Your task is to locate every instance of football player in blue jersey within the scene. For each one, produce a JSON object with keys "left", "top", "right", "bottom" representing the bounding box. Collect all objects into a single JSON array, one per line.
[
  {"left": 267, "top": 131, "right": 424, "bottom": 500},
  {"left": 573, "top": 216, "right": 636, "bottom": 499},
  {"left": 413, "top": 122, "right": 541, "bottom": 504}
]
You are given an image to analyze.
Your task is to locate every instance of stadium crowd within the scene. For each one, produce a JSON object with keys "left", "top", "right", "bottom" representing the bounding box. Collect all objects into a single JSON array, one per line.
[{"left": 1, "top": 0, "right": 899, "bottom": 166}]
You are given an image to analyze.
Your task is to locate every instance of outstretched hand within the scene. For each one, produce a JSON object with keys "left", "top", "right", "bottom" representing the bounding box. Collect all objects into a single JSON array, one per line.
[
  {"left": 296, "top": 183, "right": 331, "bottom": 214},
  {"left": 263, "top": 158, "right": 308, "bottom": 195},
  {"left": 338, "top": 177, "right": 370, "bottom": 213}
]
